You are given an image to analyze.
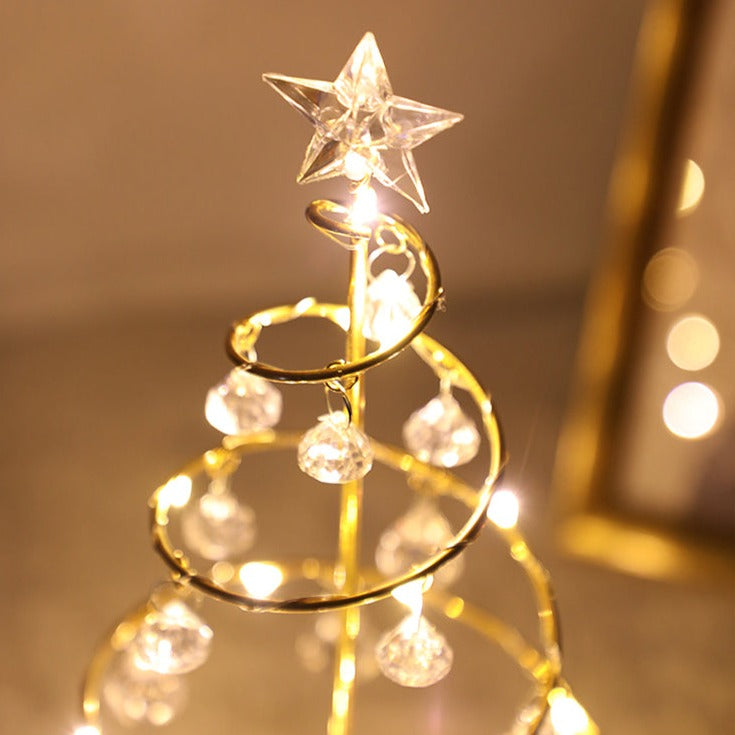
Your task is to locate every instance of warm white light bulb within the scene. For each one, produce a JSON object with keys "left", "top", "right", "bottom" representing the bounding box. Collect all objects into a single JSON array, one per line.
[
  {"left": 663, "top": 382, "right": 720, "bottom": 439},
  {"left": 487, "top": 489, "right": 519, "bottom": 529},
  {"left": 344, "top": 150, "right": 370, "bottom": 181},
  {"left": 548, "top": 689, "right": 591, "bottom": 735},
  {"left": 239, "top": 562, "right": 283, "bottom": 597},
  {"left": 392, "top": 579, "right": 425, "bottom": 618},
  {"left": 350, "top": 185, "right": 379, "bottom": 226},
  {"left": 158, "top": 475, "right": 192, "bottom": 510}
]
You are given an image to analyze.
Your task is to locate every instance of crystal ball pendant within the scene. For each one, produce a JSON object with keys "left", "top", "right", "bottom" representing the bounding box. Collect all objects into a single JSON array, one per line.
[
  {"left": 403, "top": 391, "right": 480, "bottom": 467},
  {"left": 132, "top": 600, "right": 213, "bottom": 675},
  {"left": 363, "top": 269, "right": 422, "bottom": 345},
  {"left": 205, "top": 367, "right": 282, "bottom": 436},
  {"left": 375, "top": 615, "right": 453, "bottom": 688},
  {"left": 181, "top": 478, "right": 256, "bottom": 561},
  {"left": 297, "top": 412, "right": 373, "bottom": 483},
  {"left": 375, "top": 498, "right": 463, "bottom": 586},
  {"left": 103, "top": 653, "right": 187, "bottom": 726}
]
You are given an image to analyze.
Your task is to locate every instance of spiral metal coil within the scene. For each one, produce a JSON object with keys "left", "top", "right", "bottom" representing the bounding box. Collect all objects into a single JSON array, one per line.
[{"left": 79, "top": 200, "right": 566, "bottom": 735}]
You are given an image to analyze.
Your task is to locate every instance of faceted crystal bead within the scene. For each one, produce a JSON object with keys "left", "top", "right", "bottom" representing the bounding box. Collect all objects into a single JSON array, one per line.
[
  {"left": 375, "top": 615, "right": 453, "bottom": 688},
  {"left": 375, "top": 498, "right": 463, "bottom": 587},
  {"left": 132, "top": 600, "right": 213, "bottom": 675},
  {"left": 103, "top": 653, "right": 187, "bottom": 726},
  {"left": 181, "top": 481, "right": 256, "bottom": 561},
  {"left": 205, "top": 367, "right": 282, "bottom": 436},
  {"left": 403, "top": 392, "right": 480, "bottom": 467},
  {"left": 297, "top": 413, "right": 373, "bottom": 483},
  {"left": 363, "top": 269, "right": 422, "bottom": 345}
]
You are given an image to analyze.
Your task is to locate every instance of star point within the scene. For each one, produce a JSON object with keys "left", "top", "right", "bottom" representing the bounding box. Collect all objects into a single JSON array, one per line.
[{"left": 263, "top": 32, "right": 462, "bottom": 213}]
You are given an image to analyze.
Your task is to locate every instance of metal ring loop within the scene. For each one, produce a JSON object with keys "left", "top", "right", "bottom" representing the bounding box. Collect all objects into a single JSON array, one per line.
[
  {"left": 367, "top": 245, "right": 416, "bottom": 282},
  {"left": 227, "top": 204, "right": 442, "bottom": 386},
  {"left": 324, "top": 381, "right": 352, "bottom": 424}
]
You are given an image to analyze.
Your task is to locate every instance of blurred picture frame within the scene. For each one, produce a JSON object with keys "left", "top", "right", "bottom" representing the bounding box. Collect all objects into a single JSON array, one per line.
[{"left": 553, "top": 0, "right": 734, "bottom": 581}]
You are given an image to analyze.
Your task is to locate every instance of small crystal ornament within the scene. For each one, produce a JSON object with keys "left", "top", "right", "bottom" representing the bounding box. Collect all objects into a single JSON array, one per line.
[
  {"left": 205, "top": 367, "right": 282, "bottom": 436},
  {"left": 375, "top": 614, "right": 453, "bottom": 688},
  {"left": 103, "top": 653, "right": 187, "bottom": 726},
  {"left": 403, "top": 390, "right": 480, "bottom": 467},
  {"left": 133, "top": 600, "right": 213, "bottom": 675},
  {"left": 297, "top": 412, "right": 373, "bottom": 483},
  {"left": 363, "top": 269, "right": 422, "bottom": 344},
  {"left": 182, "top": 477, "right": 256, "bottom": 560},
  {"left": 375, "top": 498, "right": 463, "bottom": 586}
]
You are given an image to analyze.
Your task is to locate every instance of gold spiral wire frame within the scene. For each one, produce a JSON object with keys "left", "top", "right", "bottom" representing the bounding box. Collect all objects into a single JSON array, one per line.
[
  {"left": 226, "top": 200, "right": 444, "bottom": 384},
  {"left": 80, "top": 201, "right": 563, "bottom": 734},
  {"left": 80, "top": 554, "right": 559, "bottom": 734}
]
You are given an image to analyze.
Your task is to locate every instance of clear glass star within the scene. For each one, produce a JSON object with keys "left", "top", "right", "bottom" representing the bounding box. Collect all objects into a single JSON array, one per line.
[{"left": 263, "top": 32, "right": 463, "bottom": 213}]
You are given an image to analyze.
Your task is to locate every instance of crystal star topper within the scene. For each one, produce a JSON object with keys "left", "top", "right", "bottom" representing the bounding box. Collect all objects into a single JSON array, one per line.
[{"left": 263, "top": 32, "right": 462, "bottom": 213}]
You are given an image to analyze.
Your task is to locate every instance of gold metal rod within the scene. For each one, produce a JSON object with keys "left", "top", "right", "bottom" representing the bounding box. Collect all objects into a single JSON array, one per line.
[{"left": 328, "top": 228, "right": 368, "bottom": 735}]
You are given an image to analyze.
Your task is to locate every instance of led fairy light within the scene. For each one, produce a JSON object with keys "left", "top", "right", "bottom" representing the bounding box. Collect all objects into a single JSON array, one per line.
[{"left": 76, "top": 32, "right": 596, "bottom": 735}]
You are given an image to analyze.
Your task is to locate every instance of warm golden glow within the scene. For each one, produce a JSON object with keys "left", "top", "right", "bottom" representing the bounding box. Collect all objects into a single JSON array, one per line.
[
  {"left": 666, "top": 314, "right": 719, "bottom": 370},
  {"left": 663, "top": 382, "right": 720, "bottom": 439},
  {"left": 238, "top": 562, "right": 284, "bottom": 597},
  {"left": 487, "top": 489, "right": 519, "bottom": 529},
  {"left": 332, "top": 688, "right": 350, "bottom": 719},
  {"left": 73, "top": 727, "right": 101, "bottom": 735},
  {"left": 211, "top": 561, "right": 235, "bottom": 584},
  {"left": 158, "top": 475, "right": 192, "bottom": 510},
  {"left": 344, "top": 150, "right": 370, "bottom": 182},
  {"left": 349, "top": 185, "right": 379, "bottom": 226},
  {"left": 339, "top": 656, "right": 356, "bottom": 684},
  {"left": 642, "top": 247, "right": 698, "bottom": 311},
  {"left": 392, "top": 579, "right": 425, "bottom": 618},
  {"left": 548, "top": 688, "right": 594, "bottom": 735},
  {"left": 677, "top": 159, "right": 705, "bottom": 215}
]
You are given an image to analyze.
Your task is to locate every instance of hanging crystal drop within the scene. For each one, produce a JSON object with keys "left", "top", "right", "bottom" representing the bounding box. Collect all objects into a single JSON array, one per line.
[
  {"left": 297, "top": 412, "right": 373, "bottom": 483},
  {"left": 205, "top": 367, "right": 282, "bottom": 436},
  {"left": 375, "top": 614, "right": 453, "bottom": 687},
  {"left": 103, "top": 653, "right": 187, "bottom": 726},
  {"left": 182, "top": 476, "right": 256, "bottom": 560},
  {"left": 375, "top": 498, "right": 463, "bottom": 586},
  {"left": 363, "top": 269, "right": 422, "bottom": 344},
  {"left": 403, "top": 391, "right": 480, "bottom": 467},
  {"left": 132, "top": 599, "right": 213, "bottom": 675}
]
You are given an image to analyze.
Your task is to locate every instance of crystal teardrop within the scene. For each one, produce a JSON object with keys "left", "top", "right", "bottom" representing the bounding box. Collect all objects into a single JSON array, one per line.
[
  {"left": 181, "top": 486, "right": 256, "bottom": 561},
  {"left": 132, "top": 600, "right": 213, "bottom": 675},
  {"left": 205, "top": 367, "right": 282, "bottom": 436},
  {"left": 375, "top": 615, "right": 453, "bottom": 688},
  {"left": 363, "top": 269, "right": 422, "bottom": 344},
  {"left": 103, "top": 653, "right": 187, "bottom": 726},
  {"left": 403, "top": 392, "right": 480, "bottom": 467},
  {"left": 297, "top": 413, "right": 373, "bottom": 483}
]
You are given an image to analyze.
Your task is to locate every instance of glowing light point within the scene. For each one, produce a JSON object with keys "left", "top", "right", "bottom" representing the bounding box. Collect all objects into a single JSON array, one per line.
[
  {"left": 159, "top": 475, "right": 192, "bottom": 510},
  {"left": 487, "top": 489, "right": 519, "bottom": 529},
  {"left": 677, "top": 159, "right": 705, "bottom": 215},
  {"left": 74, "top": 727, "right": 101, "bottom": 735},
  {"left": 663, "top": 382, "right": 720, "bottom": 439},
  {"left": 344, "top": 151, "right": 370, "bottom": 182},
  {"left": 239, "top": 562, "right": 284, "bottom": 597},
  {"left": 350, "top": 185, "right": 379, "bottom": 226},
  {"left": 548, "top": 688, "right": 594, "bottom": 735},
  {"left": 642, "top": 247, "right": 698, "bottom": 311},
  {"left": 392, "top": 579, "right": 426, "bottom": 618},
  {"left": 666, "top": 314, "right": 719, "bottom": 371}
]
